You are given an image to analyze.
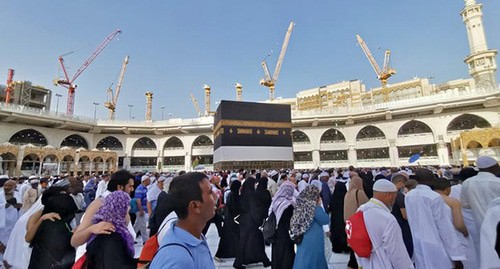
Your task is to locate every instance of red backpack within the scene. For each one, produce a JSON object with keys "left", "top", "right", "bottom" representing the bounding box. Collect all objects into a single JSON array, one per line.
[{"left": 345, "top": 210, "right": 372, "bottom": 258}]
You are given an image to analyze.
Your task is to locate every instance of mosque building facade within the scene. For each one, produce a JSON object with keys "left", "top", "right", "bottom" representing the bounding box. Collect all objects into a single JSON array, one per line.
[{"left": 0, "top": 0, "right": 498, "bottom": 176}]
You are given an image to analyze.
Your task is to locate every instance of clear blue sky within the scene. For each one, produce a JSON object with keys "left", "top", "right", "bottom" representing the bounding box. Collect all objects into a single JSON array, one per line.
[{"left": 1, "top": 0, "right": 499, "bottom": 120}]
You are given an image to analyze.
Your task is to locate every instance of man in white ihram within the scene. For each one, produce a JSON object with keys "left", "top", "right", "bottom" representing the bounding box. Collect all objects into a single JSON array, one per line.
[{"left": 355, "top": 179, "right": 414, "bottom": 269}]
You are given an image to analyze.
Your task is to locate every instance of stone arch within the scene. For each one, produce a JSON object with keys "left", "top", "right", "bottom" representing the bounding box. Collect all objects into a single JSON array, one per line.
[
  {"left": 292, "top": 130, "right": 310, "bottom": 143},
  {"left": 447, "top": 113, "right": 491, "bottom": 132},
  {"left": 93, "top": 156, "right": 104, "bottom": 162},
  {"left": 356, "top": 125, "right": 386, "bottom": 141},
  {"left": 21, "top": 153, "right": 41, "bottom": 174},
  {"left": 192, "top": 135, "right": 213, "bottom": 148},
  {"left": 9, "top": 129, "right": 48, "bottom": 146},
  {"left": 132, "top": 137, "right": 157, "bottom": 150},
  {"left": 164, "top": 137, "right": 184, "bottom": 149},
  {"left": 467, "top": 140, "right": 483, "bottom": 149},
  {"left": 0, "top": 152, "right": 17, "bottom": 176},
  {"left": 320, "top": 129, "right": 346, "bottom": 143},
  {"left": 96, "top": 136, "right": 123, "bottom": 150},
  {"left": 61, "top": 134, "right": 89, "bottom": 149},
  {"left": 42, "top": 154, "right": 58, "bottom": 163},
  {"left": 398, "top": 120, "right": 434, "bottom": 136},
  {"left": 488, "top": 138, "right": 500, "bottom": 147}
]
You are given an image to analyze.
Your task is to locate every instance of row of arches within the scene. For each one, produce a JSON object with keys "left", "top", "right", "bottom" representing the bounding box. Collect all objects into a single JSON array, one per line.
[
  {"left": 293, "top": 115, "right": 492, "bottom": 143},
  {"left": 8, "top": 131, "right": 214, "bottom": 152}
]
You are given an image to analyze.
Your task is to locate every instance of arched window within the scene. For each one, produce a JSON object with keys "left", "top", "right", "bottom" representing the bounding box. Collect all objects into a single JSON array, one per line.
[
  {"left": 9, "top": 129, "right": 48, "bottom": 146},
  {"left": 96, "top": 136, "right": 123, "bottom": 150},
  {"left": 164, "top": 137, "right": 184, "bottom": 149},
  {"left": 488, "top": 138, "right": 500, "bottom": 147},
  {"left": 447, "top": 114, "right": 491, "bottom": 131},
  {"left": 193, "top": 135, "right": 213, "bottom": 147},
  {"left": 292, "top": 131, "right": 310, "bottom": 143},
  {"left": 356, "top": 126, "right": 386, "bottom": 141},
  {"left": 132, "top": 137, "right": 157, "bottom": 150},
  {"left": 398, "top": 120, "right": 433, "bottom": 136},
  {"left": 320, "top": 129, "right": 346, "bottom": 143},
  {"left": 61, "top": 134, "right": 88, "bottom": 149}
]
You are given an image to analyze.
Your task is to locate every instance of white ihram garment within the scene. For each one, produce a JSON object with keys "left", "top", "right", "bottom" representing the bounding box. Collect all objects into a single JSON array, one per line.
[
  {"left": 3, "top": 197, "right": 43, "bottom": 269},
  {"left": 461, "top": 172, "right": 500, "bottom": 227},
  {"left": 405, "top": 185, "right": 466, "bottom": 269},
  {"left": 355, "top": 198, "right": 414, "bottom": 269},
  {"left": 480, "top": 197, "right": 500, "bottom": 269}
]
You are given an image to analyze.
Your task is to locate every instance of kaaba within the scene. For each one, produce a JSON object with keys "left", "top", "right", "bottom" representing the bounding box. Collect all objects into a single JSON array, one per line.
[{"left": 213, "top": 100, "right": 294, "bottom": 170}]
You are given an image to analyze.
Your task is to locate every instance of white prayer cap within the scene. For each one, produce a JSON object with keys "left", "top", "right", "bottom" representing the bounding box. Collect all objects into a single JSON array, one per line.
[
  {"left": 476, "top": 156, "right": 498, "bottom": 169},
  {"left": 157, "top": 176, "right": 166, "bottom": 182},
  {"left": 30, "top": 179, "right": 40, "bottom": 184},
  {"left": 0, "top": 175, "right": 8, "bottom": 180},
  {"left": 141, "top": 175, "right": 150, "bottom": 182},
  {"left": 310, "top": 180, "right": 322, "bottom": 192},
  {"left": 319, "top": 171, "right": 329, "bottom": 178},
  {"left": 302, "top": 173, "right": 310, "bottom": 179},
  {"left": 28, "top": 175, "right": 39, "bottom": 180},
  {"left": 373, "top": 179, "right": 397, "bottom": 192},
  {"left": 269, "top": 170, "right": 278, "bottom": 177}
]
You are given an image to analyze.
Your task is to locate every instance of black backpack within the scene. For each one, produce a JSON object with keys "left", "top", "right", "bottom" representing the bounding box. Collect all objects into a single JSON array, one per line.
[{"left": 261, "top": 211, "right": 277, "bottom": 244}]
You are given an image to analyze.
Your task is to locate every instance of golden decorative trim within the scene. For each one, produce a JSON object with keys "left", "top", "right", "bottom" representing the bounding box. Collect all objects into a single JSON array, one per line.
[
  {"left": 213, "top": 119, "right": 292, "bottom": 134},
  {"left": 264, "top": 129, "right": 279, "bottom": 136},
  {"left": 237, "top": 128, "right": 253, "bottom": 135}
]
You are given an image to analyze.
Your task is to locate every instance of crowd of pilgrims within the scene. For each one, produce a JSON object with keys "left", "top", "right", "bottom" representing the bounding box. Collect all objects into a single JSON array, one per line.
[{"left": 0, "top": 156, "right": 499, "bottom": 269}]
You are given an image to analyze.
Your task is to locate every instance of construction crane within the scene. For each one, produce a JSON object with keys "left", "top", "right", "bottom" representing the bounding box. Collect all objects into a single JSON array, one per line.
[
  {"left": 260, "top": 22, "right": 295, "bottom": 101},
  {"left": 190, "top": 93, "right": 202, "bottom": 117},
  {"left": 4, "top": 69, "right": 14, "bottom": 104},
  {"left": 55, "top": 29, "right": 121, "bottom": 116},
  {"left": 104, "top": 54, "right": 129, "bottom": 120},
  {"left": 356, "top": 34, "right": 396, "bottom": 88}
]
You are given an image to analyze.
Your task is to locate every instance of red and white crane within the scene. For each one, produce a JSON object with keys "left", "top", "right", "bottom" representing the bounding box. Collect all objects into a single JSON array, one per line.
[
  {"left": 55, "top": 29, "right": 121, "bottom": 116},
  {"left": 4, "top": 69, "right": 14, "bottom": 104}
]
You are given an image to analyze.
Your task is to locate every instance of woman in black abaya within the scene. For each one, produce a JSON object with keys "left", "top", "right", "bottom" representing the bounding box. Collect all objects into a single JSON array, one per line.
[
  {"left": 27, "top": 186, "right": 78, "bottom": 269},
  {"left": 270, "top": 181, "right": 296, "bottom": 269},
  {"left": 329, "top": 180, "right": 350, "bottom": 253},
  {"left": 215, "top": 180, "right": 241, "bottom": 259},
  {"left": 233, "top": 178, "right": 271, "bottom": 269}
]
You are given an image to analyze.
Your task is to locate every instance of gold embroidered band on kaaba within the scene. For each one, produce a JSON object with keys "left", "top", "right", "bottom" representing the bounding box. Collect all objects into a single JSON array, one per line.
[{"left": 213, "top": 119, "right": 292, "bottom": 136}]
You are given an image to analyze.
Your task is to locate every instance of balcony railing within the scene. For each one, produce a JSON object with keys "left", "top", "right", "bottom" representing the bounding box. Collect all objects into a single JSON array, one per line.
[{"left": 292, "top": 87, "right": 498, "bottom": 118}]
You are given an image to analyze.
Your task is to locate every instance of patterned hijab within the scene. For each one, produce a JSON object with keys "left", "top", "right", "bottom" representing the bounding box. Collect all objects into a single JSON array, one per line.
[
  {"left": 270, "top": 181, "right": 296, "bottom": 224},
  {"left": 89, "top": 191, "right": 134, "bottom": 256},
  {"left": 290, "top": 184, "right": 320, "bottom": 238}
]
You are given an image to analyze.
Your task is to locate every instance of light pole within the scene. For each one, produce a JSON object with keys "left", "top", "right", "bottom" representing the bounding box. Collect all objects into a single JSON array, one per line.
[
  {"left": 93, "top": 102, "right": 99, "bottom": 121},
  {"left": 55, "top": 93, "right": 63, "bottom": 114},
  {"left": 161, "top": 106, "right": 165, "bottom": 120},
  {"left": 168, "top": 112, "right": 173, "bottom": 119},
  {"left": 128, "top": 104, "right": 134, "bottom": 120}
]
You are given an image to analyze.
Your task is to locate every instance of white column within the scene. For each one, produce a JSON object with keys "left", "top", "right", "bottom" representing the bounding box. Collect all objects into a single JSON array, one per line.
[
  {"left": 312, "top": 149, "right": 320, "bottom": 169},
  {"left": 348, "top": 144, "right": 357, "bottom": 166},
  {"left": 437, "top": 142, "right": 450, "bottom": 165},
  {"left": 388, "top": 139, "right": 399, "bottom": 166},
  {"left": 185, "top": 152, "right": 191, "bottom": 172}
]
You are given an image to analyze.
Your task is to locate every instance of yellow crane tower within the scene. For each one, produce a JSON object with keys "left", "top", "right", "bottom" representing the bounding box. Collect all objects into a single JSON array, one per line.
[
  {"left": 356, "top": 35, "right": 396, "bottom": 90},
  {"left": 190, "top": 93, "right": 202, "bottom": 117},
  {"left": 260, "top": 22, "right": 295, "bottom": 101},
  {"left": 104, "top": 55, "right": 129, "bottom": 120}
]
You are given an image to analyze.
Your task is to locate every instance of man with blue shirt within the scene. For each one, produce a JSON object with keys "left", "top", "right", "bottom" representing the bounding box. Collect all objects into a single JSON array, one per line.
[
  {"left": 150, "top": 172, "right": 217, "bottom": 269},
  {"left": 134, "top": 174, "right": 150, "bottom": 243}
]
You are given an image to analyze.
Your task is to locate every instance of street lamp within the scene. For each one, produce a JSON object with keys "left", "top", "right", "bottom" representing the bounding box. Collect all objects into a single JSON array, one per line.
[
  {"left": 161, "top": 106, "right": 166, "bottom": 120},
  {"left": 93, "top": 102, "right": 99, "bottom": 121},
  {"left": 128, "top": 104, "right": 134, "bottom": 120},
  {"left": 168, "top": 112, "right": 173, "bottom": 119},
  {"left": 55, "top": 93, "right": 63, "bottom": 114}
]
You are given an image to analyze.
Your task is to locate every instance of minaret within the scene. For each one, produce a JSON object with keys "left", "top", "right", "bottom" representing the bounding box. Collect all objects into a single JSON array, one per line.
[
  {"left": 145, "top": 91, "right": 153, "bottom": 121},
  {"left": 203, "top": 84, "right": 211, "bottom": 116},
  {"left": 461, "top": 0, "right": 497, "bottom": 89},
  {"left": 235, "top": 82, "right": 242, "bottom": 101}
]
